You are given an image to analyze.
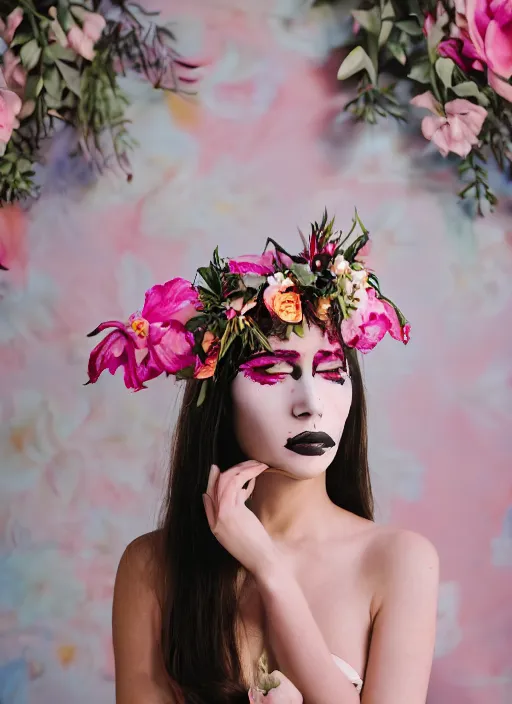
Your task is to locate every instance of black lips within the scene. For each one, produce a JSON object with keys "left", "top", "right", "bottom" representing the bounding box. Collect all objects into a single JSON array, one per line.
[{"left": 285, "top": 431, "right": 336, "bottom": 456}]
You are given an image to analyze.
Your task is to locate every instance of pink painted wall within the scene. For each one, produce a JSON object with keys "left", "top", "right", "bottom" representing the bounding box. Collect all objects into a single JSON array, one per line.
[{"left": 0, "top": 1, "right": 511, "bottom": 702}]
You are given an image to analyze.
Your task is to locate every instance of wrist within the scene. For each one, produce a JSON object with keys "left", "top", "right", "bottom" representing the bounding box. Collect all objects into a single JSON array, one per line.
[{"left": 253, "top": 553, "right": 295, "bottom": 592}]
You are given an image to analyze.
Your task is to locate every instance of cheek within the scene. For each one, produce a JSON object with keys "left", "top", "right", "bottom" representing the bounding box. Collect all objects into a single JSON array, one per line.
[{"left": 231, "top": 376, "right": 286, "bottom": 448}]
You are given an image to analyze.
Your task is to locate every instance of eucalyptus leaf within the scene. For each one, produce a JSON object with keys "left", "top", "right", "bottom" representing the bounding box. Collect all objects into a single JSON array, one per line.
[
  {"left": 435, "top": 57, "right": 455, "bottom": 88},
  {"left": 452, "top": 81, "right": 490, "bottom": 106},
  {"left": 337, "top": 46, "right": 377, "bottom": 86},
  {"left": 0, "top": 161, "right": 13, "bottom": 175},
  {"left": 352, "top": 7, "right": 381, "bottom": 36},
  {"left": 24, "top": 74, "right": 44, "bottom": 100},
  {"left": 20, "top": 39, "right": 41, "bottom": 71},
  {"left": 55, "top": 59, "right": 81, "bottom": 97}
]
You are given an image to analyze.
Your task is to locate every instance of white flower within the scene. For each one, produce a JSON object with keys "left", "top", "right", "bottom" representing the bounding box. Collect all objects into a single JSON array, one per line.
[
  {"left": 267, "top": 273, "right": 294, "bottom": 288},
  {"left": 330, "top": 255, "right": 350, "bottom": 277},
  {"left": 351, "top": 268, "right": 368, "bottom": 286}
]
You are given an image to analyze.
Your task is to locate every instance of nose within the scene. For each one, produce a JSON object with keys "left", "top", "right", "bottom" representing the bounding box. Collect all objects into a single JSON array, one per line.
[{"left": 291, "top": 374, "right": 323, "bottom": 419}]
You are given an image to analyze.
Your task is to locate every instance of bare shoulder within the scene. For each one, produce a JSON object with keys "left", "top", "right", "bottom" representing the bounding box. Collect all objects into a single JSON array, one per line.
[
  {"left": 113, "top": 530, "right": 177, "bottom": 703},
  {"left": 362, "top": 525, "right": 439, "bottom": 608}
]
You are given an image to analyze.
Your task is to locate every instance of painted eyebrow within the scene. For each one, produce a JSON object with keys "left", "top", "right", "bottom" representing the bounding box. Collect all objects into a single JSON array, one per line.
[
  {"left": 313, "top": 349, "right": 345, "bottom": 366},
  {"left": 247, "top": 349, "right": 300, "bottom": 363}
]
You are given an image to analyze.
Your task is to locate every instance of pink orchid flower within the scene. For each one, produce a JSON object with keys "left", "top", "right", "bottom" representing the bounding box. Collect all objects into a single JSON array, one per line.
[
  {"left": 0, "top": 7, "right": 23, "bottom": 45},
  {"left": 410, "top": 91, "right": 487, "bottom": 158},
  {"left": 0, "top": 72, "right": 22, "bottom": 150},
  {"left": 87, "top": 278, "right": 200, "bottom": 391},
  {"left": 341, "top": 287, "right": 409, "bottom": 353},
  {"left": 228, "top": 252, "right": 275, "bottom": 276}
]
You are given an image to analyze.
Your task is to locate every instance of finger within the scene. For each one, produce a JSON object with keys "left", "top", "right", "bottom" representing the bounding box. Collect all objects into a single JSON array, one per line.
[
  {"left": 240, "top": 476, "right": 256, "bottom": 503},
  {"left": 202, "top": 493, "right": 215, "bottom": 526},
  {"left": 218, "top": 463, "right": 268, "bottom": 503},
  {"left": 206, "top": 463, "right": 220, "bottom": 498}
]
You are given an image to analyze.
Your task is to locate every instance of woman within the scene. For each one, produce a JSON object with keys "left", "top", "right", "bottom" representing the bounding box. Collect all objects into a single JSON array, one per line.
[{"left": 87, "top": 210, "right": 439, "bottom": 703}]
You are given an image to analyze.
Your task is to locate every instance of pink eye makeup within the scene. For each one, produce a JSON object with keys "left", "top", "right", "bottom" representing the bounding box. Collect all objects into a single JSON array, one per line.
[
  {"left": 239, "top": 350, "right": 299, "bottom": 385},
  {"left": 313, "top": 349, "right": 348, "bottom": 385}
]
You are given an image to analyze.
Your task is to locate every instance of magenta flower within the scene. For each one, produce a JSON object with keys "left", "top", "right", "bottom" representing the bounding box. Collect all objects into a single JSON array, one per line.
[
  {"left": 410, "top": 91, "right": 487, "bottom": 158},
  {"left": 341, "top": 287, "right": 409, "bottom": 353},
  {"left": 228, "top": 252, "right": 275, "bottom": 276},
  {"left": 87, "top": 277, "right": 200, "bottom": 391}
]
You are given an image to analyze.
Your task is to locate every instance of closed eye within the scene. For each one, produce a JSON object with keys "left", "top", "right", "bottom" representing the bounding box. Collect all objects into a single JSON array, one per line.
[{"left": 264, "top": 361, "right": 294, "bottom": 375}]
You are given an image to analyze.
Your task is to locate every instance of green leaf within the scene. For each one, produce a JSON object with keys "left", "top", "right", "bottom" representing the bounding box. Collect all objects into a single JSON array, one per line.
[
  {"left": 43, "top": 67, "right": 62, "bottom": 98},
  {"left": 395, "top": 19, "right": 423, "bottom": 36},
  {"left": 290, "top": 263, "right": 316, "bottom": 287},
  {"left": 387, "top": 42, "right": 407, "bottom": 65},
  {"left": 435, "top": 57, "right": 455, "bottom": 88},
  {"left": 378, "top": 2, "right": 395, "bottom": 47},
  {"left": 452, "top": 81, "right": 490, "bottom": 106},
  {"left": 17, "top": 158, "right": 33, "bottom": 173},
  {"left": 20, "top": 39, "right": 41, "bottom": 71},
  {"left": 352, "top": 8, "right": 381, "bottom": 36},
  {"left": 55, "top": 59, "right": 81, "bottom": 97},
  {"left": 285, "top": 324, "right": 293, "bottom": 339},
  {"left": 408, "top": 60, "right": 431, "bottom": 84},
  {"left": 44, "top": 44, "right": 77, "bottom": 63},
  {"left": 293, "top": 323, "right": 305, "bottom": 338},
  {"left": 24, "top": 74, "right": 44, "bottom": 100},
  {"left": 197, "top": 266, "right": 222, "bottom": 295},
  {"left": 0, "top": 161, "right": 13, "bottom": 175},
  {"left": 337, "top": 46, "right": 377, "bottom": 86}
]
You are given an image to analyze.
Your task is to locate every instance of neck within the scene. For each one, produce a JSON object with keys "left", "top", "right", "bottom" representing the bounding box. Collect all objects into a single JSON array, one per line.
[{"left": 248, "top": 468, "right": 339, "bottom": 543}]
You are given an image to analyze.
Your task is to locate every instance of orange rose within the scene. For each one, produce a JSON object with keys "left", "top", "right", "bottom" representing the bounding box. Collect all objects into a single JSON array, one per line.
[
  {"left": 273, "top": 291, "right": 302, "bottom": 324},
  {"left": 316, "top": 296, "right": 331, "bottom": 321},
  {"left": 195, "top": 334, "right": 219, "bottom": 379}
]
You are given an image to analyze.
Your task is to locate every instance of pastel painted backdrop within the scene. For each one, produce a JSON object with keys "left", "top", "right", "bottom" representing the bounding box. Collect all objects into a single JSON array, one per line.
[{"left": 1, "top": 1, "right": 511, "bottom": 702}]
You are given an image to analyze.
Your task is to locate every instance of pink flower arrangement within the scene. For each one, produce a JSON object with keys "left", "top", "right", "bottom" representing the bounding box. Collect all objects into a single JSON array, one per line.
[
  {"left": 338, "top": 0, "right": 512, "bottom": 212},
  {"left": 86, "top": 211, "right": 410, "bottom": 398}
]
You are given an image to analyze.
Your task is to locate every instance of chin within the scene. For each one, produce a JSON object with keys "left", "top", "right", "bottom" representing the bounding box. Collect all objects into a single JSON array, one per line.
[{"left": 261, "top": 450, "right": 335, "bottom": 479}]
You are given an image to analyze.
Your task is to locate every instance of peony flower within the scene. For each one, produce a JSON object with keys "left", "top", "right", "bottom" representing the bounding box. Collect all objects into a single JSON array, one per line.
[
  {"left": 228, "top": 252, "right": 275, "bottom": 276},
  {"left": 0, "top": 78, "right": 22, "bottom": 150},
  {"left": 341, "top": 287, "right": 409, "bottom": 352},
  {"left": 87, "top": 278, "right": 200, "bottom": 390},
  {"left": 439, "top": 0, "right": 512, "bottom": 101},
  {"left": 0, "top": 7, "right": 23, "bottom": 45},
  {"left": 410, "top": 91, "right": 487, "bottom": 158}
]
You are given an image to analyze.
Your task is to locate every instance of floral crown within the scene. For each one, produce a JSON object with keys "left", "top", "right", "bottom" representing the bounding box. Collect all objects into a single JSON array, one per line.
[{"left": 86, "top": 210, "right": 410, "bottom": 404}]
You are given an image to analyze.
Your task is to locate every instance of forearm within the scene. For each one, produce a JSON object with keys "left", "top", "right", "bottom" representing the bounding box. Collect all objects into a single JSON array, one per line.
[{"left": 256, "top": 565, "right": 360, "bottom": 704}]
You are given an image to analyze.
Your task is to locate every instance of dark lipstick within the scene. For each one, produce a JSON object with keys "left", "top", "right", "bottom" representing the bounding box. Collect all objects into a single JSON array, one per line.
[{"left": 284, "top": 431, "right": 336, "bottom": 456}]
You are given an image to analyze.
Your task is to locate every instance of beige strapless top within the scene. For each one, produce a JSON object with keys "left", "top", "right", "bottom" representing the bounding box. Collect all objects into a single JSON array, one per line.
[{"left": 258, "top": 650, "right": 363, "bottom": 694}]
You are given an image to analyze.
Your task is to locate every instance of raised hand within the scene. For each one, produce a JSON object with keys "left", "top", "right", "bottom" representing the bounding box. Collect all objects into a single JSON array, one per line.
[{"left": 202, "top": 461, "right": 278, "bottom": 577}]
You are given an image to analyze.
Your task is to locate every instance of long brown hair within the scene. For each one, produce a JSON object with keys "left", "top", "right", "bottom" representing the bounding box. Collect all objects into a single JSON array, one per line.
[{"left": 157, "top": 344, "right": 373, "bottom": 703}]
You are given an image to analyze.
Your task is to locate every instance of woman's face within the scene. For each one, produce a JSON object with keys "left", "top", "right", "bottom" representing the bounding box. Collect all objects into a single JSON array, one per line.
[{"left": 231, "top": 323, "right": 353, "bottom": 479}]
